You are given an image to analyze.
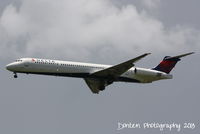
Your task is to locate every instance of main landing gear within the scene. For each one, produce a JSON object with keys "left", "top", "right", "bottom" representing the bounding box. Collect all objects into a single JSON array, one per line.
[{"left": 14, "top": 72, "right": 18, "bottom": 78}]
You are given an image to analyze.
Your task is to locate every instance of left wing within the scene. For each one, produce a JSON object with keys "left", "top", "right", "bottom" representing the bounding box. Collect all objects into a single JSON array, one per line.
[
  {"left": 85, "top": 53, "right": 151, "bottom": 94},
  {"left": 84, "top": 78, "right": 112, "bottom": 94}
]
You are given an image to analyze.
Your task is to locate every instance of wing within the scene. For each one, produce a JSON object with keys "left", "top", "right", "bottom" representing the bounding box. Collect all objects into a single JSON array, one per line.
[
  {"left": 84, "top": 78, "right": 113, "bottom": 94},
  {"left": 90, "top": 53, "right": 151, "bottom": 79},
  {"left": 85, "top": 53, "right": 151, "bottom": 94}
]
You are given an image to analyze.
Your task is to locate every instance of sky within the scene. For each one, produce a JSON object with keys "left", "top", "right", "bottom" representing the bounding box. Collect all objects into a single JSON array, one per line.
[{"left": 0, "top": 0, "right": 200, "bottom": 133}]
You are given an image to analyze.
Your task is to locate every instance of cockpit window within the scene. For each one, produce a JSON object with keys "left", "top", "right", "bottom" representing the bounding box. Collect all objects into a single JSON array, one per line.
[{"left": 15, "top": 59, "right": 23, "bottom": 62}]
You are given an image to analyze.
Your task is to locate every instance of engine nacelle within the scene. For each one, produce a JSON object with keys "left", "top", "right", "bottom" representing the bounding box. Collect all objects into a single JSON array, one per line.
[{"left": 133, "top": 68, "right": 172, "bottom": 83}]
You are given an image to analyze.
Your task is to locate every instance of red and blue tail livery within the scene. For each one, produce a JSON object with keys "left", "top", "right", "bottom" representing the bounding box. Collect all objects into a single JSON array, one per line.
[{"left": 153, "top": 52, "right": 194, "bottom": 74}]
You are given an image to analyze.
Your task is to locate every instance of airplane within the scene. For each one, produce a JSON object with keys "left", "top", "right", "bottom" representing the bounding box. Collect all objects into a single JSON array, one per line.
[{"left": 6, "top": 52, "right": 194, "bottom": 94}]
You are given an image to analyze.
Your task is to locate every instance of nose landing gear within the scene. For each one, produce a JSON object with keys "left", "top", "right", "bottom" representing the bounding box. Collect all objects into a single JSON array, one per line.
[{"left": 14, "top": 73, "right": 18, "bottom": 78}]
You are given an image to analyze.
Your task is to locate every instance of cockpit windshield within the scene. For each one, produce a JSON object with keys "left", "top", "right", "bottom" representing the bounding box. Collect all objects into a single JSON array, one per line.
[{"left": 15, "top": 59, "right": 23, "bottom": 62}]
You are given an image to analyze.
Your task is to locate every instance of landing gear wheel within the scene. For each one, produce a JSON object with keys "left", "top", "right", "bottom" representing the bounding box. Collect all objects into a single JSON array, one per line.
[{"left": 14, "top": 73, "right": 18, "bottom": 78}]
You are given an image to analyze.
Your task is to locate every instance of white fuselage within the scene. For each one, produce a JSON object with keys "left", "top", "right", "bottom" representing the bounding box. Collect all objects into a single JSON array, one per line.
[{"left": 6, "top": 58, "right": 172, "bottom": 83}]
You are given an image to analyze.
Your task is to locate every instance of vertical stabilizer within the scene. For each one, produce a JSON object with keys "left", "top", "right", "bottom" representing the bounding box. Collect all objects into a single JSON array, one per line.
[{"left": 152, "top": 52, "right": 194, "bottom": 74}]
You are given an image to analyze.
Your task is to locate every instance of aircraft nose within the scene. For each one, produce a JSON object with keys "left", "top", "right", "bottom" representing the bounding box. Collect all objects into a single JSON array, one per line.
[{"left": 6, "top": 63, "right": 15, "bottom": 71}]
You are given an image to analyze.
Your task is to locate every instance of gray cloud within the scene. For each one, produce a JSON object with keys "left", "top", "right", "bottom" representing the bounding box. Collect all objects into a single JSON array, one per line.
[
  {"left": 0, "top": 0, "right": 199, "bottom": 61},
  {"left": 141, "top": 0, "right": 160, "bottom": 9}
]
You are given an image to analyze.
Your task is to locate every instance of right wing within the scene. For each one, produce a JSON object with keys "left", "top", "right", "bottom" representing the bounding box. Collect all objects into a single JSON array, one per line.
[
  {"left": 85, "top": 53, "right": 151, "bottom": 94},
  {"left": 90, "top": 53, "right": 151, "bottom": 79}
]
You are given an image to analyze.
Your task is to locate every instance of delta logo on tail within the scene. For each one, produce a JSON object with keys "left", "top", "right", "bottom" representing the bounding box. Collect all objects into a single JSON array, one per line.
[{"left": 153, "top": 52, "right": 194, "bottom": 74}]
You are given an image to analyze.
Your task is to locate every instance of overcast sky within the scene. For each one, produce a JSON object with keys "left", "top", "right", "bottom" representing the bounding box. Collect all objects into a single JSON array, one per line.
[{"left": 0, "top": 0, "right": 199, "bottom": 134}]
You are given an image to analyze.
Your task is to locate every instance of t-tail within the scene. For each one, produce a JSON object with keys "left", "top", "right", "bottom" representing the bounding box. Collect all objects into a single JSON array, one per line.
[{"left": 152, "top": 52, "right": 194, "bottom": 74}]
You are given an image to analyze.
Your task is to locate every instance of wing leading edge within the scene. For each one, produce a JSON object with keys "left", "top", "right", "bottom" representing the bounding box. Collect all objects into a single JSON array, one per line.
[{"left": 84, "top": 53, "right": 151, "bottom": 94}]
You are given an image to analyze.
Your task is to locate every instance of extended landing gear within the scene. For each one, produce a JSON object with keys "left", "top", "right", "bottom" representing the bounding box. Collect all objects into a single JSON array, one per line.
[{"left": 13, "top": 73, "right": 18, "bottom": 78}]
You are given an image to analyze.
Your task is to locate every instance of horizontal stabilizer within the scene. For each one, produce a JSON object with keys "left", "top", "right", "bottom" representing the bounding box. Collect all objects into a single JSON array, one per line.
[
  {"left": 153, "top": 52, "right": 194, "bottom": 74},
  {"left": 164, "top": 52, "right": 194, "bottom": 60}
]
